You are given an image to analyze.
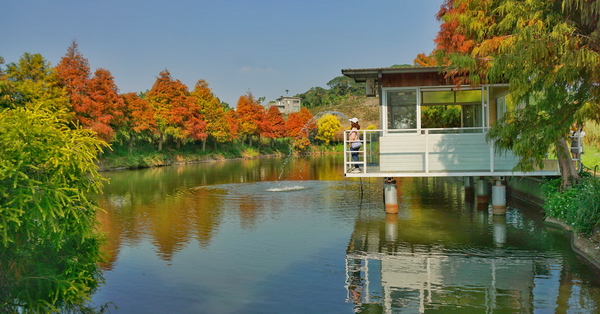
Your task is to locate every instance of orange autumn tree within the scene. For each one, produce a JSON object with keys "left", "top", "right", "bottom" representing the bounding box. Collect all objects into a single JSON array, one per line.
[
  {"left": 224, "top": 109, "right": 240, "bottom": 143},
  {"left": 121, "top": 92, "right": 156, "bottom": 154},
  {"left": 413, "top": 0, "right": 475, "bottom": 69},
  {"left": 286, "top": 107, "right": 315, "bottom": 150},
  {"left": 236, "top": 92, "right": 264, "bottom": 146},
  {"left": 190, "top": 79, "right": 228, "bottom": 150},
  {"left": 56, "top": 42, "right": 125, "bottom": 142},
  {"left": 55, "top": 41, "right": 91, "bottom": 122},
  {"left": 266, "top": 105, "right": 286, "bottom": 139},
  {"left": 147, "top": 70, "right": 200, "bottom": 150},
  {"left": 83, "top": 68, "right": 125, "bottom": 142}
]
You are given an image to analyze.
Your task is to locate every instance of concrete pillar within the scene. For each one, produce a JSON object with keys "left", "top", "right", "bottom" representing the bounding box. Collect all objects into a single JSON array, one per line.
[
  {"left": 384, "top": 177, "right": 398, "bottom": 214},
  {"left": 491, "top": 179, "right": 507, "bottom": 215},
  {"left": 476, "top": 178, "right": 490, "bottom": 203}
]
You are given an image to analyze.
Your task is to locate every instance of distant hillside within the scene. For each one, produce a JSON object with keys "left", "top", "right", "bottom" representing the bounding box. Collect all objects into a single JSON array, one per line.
[{"left": 309, "top": 96, "right": 380, "bottom": 129}]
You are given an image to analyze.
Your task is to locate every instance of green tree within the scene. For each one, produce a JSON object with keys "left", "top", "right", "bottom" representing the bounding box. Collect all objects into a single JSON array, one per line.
[
  {"left": 2, "top": 53, "right": 69, "bottom": 112},
  {"left": 0, "top": 107, "right": 106, "bottom": 311},
  {"left": 315, "top": 114, "right": 342, "bottom": 145},
  {"left": 437, "top": 0, "right": 600, "bottom": 188}
]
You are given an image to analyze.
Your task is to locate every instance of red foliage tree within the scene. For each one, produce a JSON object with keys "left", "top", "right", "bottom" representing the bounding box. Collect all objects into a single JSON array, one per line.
[
  {"left": 224, "top": 109, "right": 240, "bottom": 142},
  {"left": 235, "top": 93, "right": 265, "bottom": 146},
  {"left": 121, "top": 92, "right": 156, "bottom": 154},
  {"left": 55, "top": 40, "right": 91, "bottom": 121},
  {"left": 266, "top": 105, "right": 286, "bottom": 138},
  {"left": 83, "top": 68, "right": 125, "bottom": 142},
  {"left": 286, "top": 107, "right": 315, "bottom": 150}
]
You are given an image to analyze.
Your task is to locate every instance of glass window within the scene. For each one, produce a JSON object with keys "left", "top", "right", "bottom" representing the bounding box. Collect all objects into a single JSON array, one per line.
[
  {"left": 455, "top": 90, "right": 481, "bottom": 103},
  {"left": 497, "top": 95, "right": 506, "bottom": 121},
  {"left": 422, "top": 91, "right": 454, "bottom": 104},
  {"left": 387, "top": 89, "right": 417, "bottom": 129}
]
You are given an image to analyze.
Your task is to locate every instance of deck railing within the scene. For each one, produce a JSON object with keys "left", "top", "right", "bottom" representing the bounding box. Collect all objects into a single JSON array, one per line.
[{"left": 343, "top": 128, "right": 561, "bottom": 177}]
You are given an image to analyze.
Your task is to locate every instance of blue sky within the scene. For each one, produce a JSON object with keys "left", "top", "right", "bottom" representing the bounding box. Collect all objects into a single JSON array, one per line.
[{"left": 3, "top": 0, "right": 443, "bottom": 106}]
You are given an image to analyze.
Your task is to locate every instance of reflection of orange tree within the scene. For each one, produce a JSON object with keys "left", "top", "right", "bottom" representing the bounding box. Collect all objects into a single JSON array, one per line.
[
  {"left": 96, "top": 187, "right": 225, "bottom": 263},
  {"left": 96, "top": 198, "right": 124, "bottom": 271},
  {"left": 238, "top": 196, "right": 262, "bottom": 230},
  {"left": 286, "top": 158, "right": 312, "bottom": 180}
]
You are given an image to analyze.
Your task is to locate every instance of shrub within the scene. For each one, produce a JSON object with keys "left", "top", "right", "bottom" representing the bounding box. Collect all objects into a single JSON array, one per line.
[
  {"left": 0, "top": 107, "right": 106, "bottom": 311},
  {"left": 542, "top": 174, "right": 600, "bottom": 234}
]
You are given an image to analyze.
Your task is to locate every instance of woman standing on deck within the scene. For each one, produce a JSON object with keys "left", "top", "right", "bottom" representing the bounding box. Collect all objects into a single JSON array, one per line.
[{"left": 349, "top": 118, "right": 362, "bottom": 173}]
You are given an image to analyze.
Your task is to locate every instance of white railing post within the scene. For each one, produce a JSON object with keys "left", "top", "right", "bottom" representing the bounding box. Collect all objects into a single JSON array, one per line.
[
  {"left": 489, "top": 138, "right": 495, "bottom": 173},
  {"left": 425, "top": 129, "right": 430, "bottom": 173},
  {"left": 343, "top": 130, "right": 348, "bottom": 171},
  {"left": 361, "top": 130, "right": 367, "bottom": 172}
]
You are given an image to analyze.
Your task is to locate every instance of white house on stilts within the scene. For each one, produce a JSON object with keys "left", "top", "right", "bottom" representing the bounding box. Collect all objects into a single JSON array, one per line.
[{"left": 340, "top": 66, "right": 562, "bottom": 214}]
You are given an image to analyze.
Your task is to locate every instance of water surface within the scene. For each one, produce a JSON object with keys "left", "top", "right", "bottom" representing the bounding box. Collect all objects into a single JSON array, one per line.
[{"left": 92, "top": 155, "right": 600, "bottom": 313}]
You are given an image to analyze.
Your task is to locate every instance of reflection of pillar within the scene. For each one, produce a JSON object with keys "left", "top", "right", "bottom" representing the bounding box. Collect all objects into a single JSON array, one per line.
[
  {"left": 476, "top": 178, "right": 490, "bottom": 211},
  {"left": 385, "top": 214, "right": 398, "bottom": 243},
  {"left": 492, "top": 180, "right": 507, "bottom": 215},
  {"left": 492, "top": 215, "right": 506, "bottom": 247},
  {"left": 384, "top": 178, "right": 398, "bottom": 214},
  {"left": 464, "top": 177, "right": 475, "bottom": 211}
]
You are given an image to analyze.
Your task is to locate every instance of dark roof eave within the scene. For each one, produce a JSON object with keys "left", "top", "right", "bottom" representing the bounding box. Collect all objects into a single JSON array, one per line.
[{"left": 342, "top": 66, "right": 443, "bottom": 82}]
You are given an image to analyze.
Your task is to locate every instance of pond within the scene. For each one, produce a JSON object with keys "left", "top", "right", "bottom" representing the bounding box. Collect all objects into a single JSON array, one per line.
[{"left": 90, "top": 155, "right": 600, "bottom": 313}]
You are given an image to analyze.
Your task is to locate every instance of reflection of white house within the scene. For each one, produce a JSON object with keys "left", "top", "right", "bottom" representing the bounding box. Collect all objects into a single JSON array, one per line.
[
  {"left": 346, "top": 252, "right": 543, "bottom": 312},
  {"left": 341, "top": 66, "right": 561, "bottom": 177},
  {"left": 267, "top": 96, "right": 302, "bottom": 115},
  {"left": 344, "top": 213, "right": 565, "bottom": 313}
]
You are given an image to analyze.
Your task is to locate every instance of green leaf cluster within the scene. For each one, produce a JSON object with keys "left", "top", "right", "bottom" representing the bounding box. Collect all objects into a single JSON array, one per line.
[
  {"left": 0, "top": 107, "right": 107, "bottom": 311},
  {"left": 297, "top": 76, "right": 365, "bottom": 108},
  {"left": 542, "top": 174, "right": 600, "bottom": 234},
  {"left": 439, "top": 0, "right": 600, "bottom": 187}
]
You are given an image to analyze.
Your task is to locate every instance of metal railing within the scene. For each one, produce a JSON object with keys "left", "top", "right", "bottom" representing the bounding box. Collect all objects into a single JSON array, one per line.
[{"left": 343, "top": 128, "right": 561, "bottom": 176}]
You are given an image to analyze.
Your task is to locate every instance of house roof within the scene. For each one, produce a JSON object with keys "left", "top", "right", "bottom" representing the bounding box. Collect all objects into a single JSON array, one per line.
[{"left": 341, "top": 66, "right": 442, "bottom": 82}]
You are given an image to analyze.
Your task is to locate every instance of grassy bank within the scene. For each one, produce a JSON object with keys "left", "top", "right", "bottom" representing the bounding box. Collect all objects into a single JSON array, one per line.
[
  {"left": 542, "top": 174, "right": 600, "bottom": 236},
  {"left": 98, "top": 140, "right": 343, "bottom": 171}
]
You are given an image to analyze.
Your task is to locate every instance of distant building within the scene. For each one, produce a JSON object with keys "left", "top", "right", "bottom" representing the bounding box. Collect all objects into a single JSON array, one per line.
[{"left": 267, "top": 96, "right": 302, "bottom": 115}]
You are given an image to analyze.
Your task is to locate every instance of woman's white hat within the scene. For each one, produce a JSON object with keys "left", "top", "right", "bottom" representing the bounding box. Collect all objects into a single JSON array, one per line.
[{"left": 349, "top": 117, "right": 359, "bottom": 123}]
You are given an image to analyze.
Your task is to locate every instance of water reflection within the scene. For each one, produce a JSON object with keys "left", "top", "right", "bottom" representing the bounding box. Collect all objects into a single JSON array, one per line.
[
  {"left": 0, "top": 229, "right": 104, "bottom": 312},
  {"left": 346, "top": 177, "right": 600, "bottom": 313},
  {"left": 92, "top": 157, "right": 600, "bottom": 312}
]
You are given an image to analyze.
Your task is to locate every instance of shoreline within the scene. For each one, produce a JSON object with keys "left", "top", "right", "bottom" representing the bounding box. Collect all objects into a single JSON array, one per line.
[{"left": 544, "top": 217, "right": 600, "bottom": 270}]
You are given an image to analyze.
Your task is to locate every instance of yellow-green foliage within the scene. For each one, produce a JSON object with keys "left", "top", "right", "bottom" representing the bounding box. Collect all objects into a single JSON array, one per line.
[
  {"left": 315, "top": 114, "right": 342, "bottom": 145},
  {"left": 0, "top": 107, "right": 106, "bottom": 311}
]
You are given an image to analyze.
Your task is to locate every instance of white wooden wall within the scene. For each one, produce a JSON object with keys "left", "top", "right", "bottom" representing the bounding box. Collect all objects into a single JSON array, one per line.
[{"left": 379, "top": 133, "right": 521, "bottom": 172}]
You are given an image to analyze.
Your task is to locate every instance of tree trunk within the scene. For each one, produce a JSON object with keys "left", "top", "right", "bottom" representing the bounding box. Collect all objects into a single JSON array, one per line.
[
  {"left": 202, "top": 139, "right": 206, "bottom": 151},
  {"left": 128, "top": 132, "right": 134, "bottom": 155},
  {"left": 556, "top": 137, "right": 580, "bottom": 189},
  {"left": 158, "top": 133, "right": 163, "bottom": 151}
]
